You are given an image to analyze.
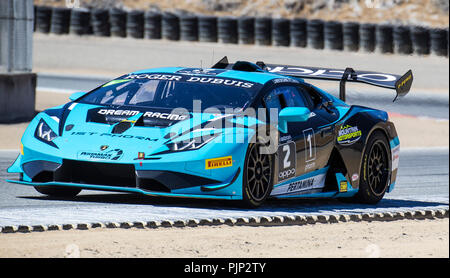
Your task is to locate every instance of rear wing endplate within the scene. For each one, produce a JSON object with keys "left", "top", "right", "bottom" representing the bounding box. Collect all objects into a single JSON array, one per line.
[{"left": 212, "top": 56, "right": 413, "bottom": 102}]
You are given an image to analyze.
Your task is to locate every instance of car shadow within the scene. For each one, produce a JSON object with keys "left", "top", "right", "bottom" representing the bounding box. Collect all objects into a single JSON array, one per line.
[{"left": 19, "top": 192, "right": 449, "bottom": 214}]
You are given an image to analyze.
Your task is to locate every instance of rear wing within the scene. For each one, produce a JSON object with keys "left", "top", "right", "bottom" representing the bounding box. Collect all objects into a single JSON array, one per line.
[{"left": 212, "top": 56, "right": 413, "bottom": 102}]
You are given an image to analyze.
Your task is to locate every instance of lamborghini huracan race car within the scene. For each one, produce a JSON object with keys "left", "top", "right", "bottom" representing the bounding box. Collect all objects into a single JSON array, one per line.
[{"left": 7, "top": 57, "right": 413, "bottom": 207}]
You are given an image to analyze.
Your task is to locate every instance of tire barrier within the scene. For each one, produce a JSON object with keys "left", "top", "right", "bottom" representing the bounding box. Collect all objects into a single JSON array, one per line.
[
  {"left": 35, "top": 6, "right": 52, "bottom": 33},
  {"left": 238, "top": 16, "right": 255, "bottom": 44},
  {"left": 430, "top": 28, "right": 448, "bottom": 56},
  {"left": 255, "top": 17, "right": 272, "bottom": 46},
  {"left": 376, "top": 24, "right": 394, "bottom": 53},
  {"left": 393, "top": 25, "right": 413, "bottom": 54},
  {"left": 198, "top": 15, "right": 217, "bottom": 42},
  {"left": 307, "top": 19, "right": 324, "bottom": 49},
  {"left": 290, "top": 18, "right": 307, "bottom": 47},
  {"left": 162, "top": 12, "right": 180, "bottom": 41},
  {"left": 343, "top": 21, "right": 359, "bottom": 51},
  {"left": 272, "top": 18, "right": 290, "bottom": 47},
  {"left": 324, "top": 20, "right": 343, "bottom": 50},
  {"left": 109, "top": 8, "right": 126, "bottom": 38},
  {"left": 411, "top": 26, "right": 430, "bottom": 55},
  {"left": 33, "top": 6, "right": 447, "bottom": 58},
  {"left": 144, "top": 11, "right": 162, "bottom": 39},
  {"left": 127, "top": 10, "right": 144, "bottom": 39},
  {"left": 180, "top": 14, "right": 198, "bottom": 41},
  {"left": 70, "top": 8, "right": 91, "bottom": 36},
  {"left": 218, "top": 16, "right": 238, "bottom": 44},
  {"left": 360, "top": 23, "right": 376, "bottom": 52},
  {"left": 91, "top": 9, "right": 110, "bottom": 37},
  {"left": 50, "top": 7, "right": 71, "bottom": 35}
]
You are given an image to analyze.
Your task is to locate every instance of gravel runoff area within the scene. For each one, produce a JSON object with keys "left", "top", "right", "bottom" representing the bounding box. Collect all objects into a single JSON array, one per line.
[{"left": 0, "top": 218, "right": 448, "bottom": 258}]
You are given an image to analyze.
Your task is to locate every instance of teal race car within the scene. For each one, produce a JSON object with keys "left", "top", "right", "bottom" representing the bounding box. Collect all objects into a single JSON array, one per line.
[{"left": 7, "top": 57, "right": 412, "bottom": 207}]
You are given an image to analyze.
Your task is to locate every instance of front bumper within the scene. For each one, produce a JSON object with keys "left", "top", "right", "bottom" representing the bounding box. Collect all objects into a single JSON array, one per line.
[{"left": 7, "top": 142, "right": 247, "bottom": 199}]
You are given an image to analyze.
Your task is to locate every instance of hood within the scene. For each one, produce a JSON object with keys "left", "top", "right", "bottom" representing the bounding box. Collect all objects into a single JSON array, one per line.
[{"left": 38, "top": 102, "right": 257, "bottom": 161}]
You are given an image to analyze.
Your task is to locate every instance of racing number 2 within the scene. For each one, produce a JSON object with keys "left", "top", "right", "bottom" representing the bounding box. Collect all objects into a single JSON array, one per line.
[
  {"left": 278, "top": 142, "right": 296, "bottom": 182},
  {"left": 282, "top": 145, "right": 291, "bottom": 169}
]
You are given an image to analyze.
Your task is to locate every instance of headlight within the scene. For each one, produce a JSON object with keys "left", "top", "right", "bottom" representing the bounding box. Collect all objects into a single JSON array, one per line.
[
  {"left": 34, "top": 119, "right": 58, "bottom": 147},
  {"left": 166, "top": 133, "right": 220, "bottom": 152}
]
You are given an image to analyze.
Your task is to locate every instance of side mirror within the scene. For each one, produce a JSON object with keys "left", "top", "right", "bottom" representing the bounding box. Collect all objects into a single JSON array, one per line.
[
  {"left": 278, "top": 107, "right": 311, "bottom": 133},
  {"left": 69, "top": 91, "right": 87, "bottom": 101}
]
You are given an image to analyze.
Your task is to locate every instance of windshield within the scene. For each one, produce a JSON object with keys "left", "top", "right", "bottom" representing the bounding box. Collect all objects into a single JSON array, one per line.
[{"left": 78, "top": 73, "right": 262, "bottom": 111}]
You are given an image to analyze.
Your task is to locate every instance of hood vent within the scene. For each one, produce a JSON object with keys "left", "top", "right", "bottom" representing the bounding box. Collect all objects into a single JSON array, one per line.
[
  {"left": 111, "top": 114, "right": 144, "bottom": 134},
  {"left": 112, "top": 121, "right": 132, "bottom": 134}
]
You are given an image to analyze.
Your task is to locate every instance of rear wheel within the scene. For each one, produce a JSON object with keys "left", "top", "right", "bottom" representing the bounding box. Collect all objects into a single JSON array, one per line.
[
  {"left": 34, "top": 186, "right": 81, "bottom": 198},
  {"left": 242, "top": 143, "right": 274, "bottom": 208},
  {"left": 353, "top": 131, "right": 391, "bottom": 204}
]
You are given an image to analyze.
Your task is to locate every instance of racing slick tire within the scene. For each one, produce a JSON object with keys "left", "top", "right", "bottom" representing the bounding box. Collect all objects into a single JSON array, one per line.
[
  {"left": 242, "top": 143, "right": 274, "bottom": 208},
  {"left": 353, "top": 130, "right": 391, "bottom": 204},
  {"left": 34, "top": 186, "right": 81, "bottom": 198}
]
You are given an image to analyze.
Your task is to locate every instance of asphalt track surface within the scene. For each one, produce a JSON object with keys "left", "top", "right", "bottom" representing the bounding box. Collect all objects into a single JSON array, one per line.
[{"left": 0, "top": 147, "right": 448, "bottom": 228}]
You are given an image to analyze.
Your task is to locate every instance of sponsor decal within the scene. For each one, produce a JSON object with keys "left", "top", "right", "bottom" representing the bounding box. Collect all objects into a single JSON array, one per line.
[
  {"left": 137, "top": 152, "right": 145, "bottom": 159},
  {"left": 125, "top": 74, "right": 182, "bottom": 81},
  {"left": 267, "top": 66, "right": 398, "bottom": 83},
  {"left": 184, "top": 77, "right": 254, "bottom": 88},
  {"left": 97, "top": 109, "right": 188, "bottom": 121},
  {"left": 352, "top": 173, "right": 359, "bottom": 182},
  {"left": 397, "top": 73, "right": 412, "bottom": 90},
  {"left": 271, "top": 171, "right": 327, "bottom": 196},
  {"left": 391, "top": 145, "right": 400, "bottom": 171},
  {"left": 100, "top": 145, "right": 109, "bottom": 151},
  {"left": 124, "top": 72, "right": 255, "bottom": 88},
  {"left": 78, "top": 149, "right": 123, "bottom": 161},
  {"left": 205, "top": 156, "right": 233, "bottom": 169},
  {"left": 287, "top": 178, "right": 314, "bottom": 193},
  {"left": 279, "top": 135, "right": 292, "bottom": 142},
  {"left": 305, "top": 161, "right": 316, "bottom": 171},
  {"left": 339, "top": 180, "right": 348, "bottom": 192},
  {"left": 176, "top": 68, "right": 225, "bottom": 76},
  {"left": 70, "top": 132, "right": 158, "bottom": 142},
  {"left": 102, "top": 79, "right": 130, "bottom": 87},
  {"left": 272, "top": 78, "right": 299, "bottom": 84},
  {"left": 337, "top": 125, "right": 362, "bottom": 145}
]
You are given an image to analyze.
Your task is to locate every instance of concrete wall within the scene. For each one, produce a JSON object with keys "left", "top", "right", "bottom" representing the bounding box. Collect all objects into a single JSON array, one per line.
[
  {"left": 0, "top": 0, "right": 33, "bottom": 73},
  {"left": 0, "top": 0, "right": 35, "bottom": 123},
  {"left": 0, "top": 73, "right": 36, "bottom": 123}
]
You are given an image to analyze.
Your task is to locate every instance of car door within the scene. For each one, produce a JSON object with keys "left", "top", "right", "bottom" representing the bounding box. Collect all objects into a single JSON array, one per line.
[
  {"left": 263, "top": 84, "right": 337, "bottom": 185},
  {"left": 297, "top": 83, "right": 340, "bottom": 175}
]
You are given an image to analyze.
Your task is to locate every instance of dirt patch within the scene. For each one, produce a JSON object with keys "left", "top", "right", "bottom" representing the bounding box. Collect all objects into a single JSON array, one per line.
[
  {"left": 34, "top": 0, "right": 449, "bottom": 28},
  {"left": 0, "top": 218, "right": 448, "bottom": 258},
  {"left": 389, "top": 115, "right": 449, "bottom": 148}
]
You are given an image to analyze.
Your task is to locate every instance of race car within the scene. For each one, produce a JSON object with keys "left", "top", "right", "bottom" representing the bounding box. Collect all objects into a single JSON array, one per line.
[{"left": 7, "top": 57, "right": 413, "bottom": 207}]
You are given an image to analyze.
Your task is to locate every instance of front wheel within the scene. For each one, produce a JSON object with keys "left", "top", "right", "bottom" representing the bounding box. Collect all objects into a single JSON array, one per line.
[
  {"left": 242, "top": 143, "right": 274, "bottom": 208},
  {"left": 353, "top": 131, "right": 391, "bottom": 204},
  {"left": 34, "top": 186, "right": 81, "bottom": 198}
]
